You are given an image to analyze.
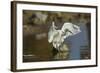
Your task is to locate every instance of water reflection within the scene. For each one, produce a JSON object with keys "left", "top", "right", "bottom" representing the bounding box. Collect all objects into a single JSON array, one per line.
[
  {"left": 52, "top": 44, "right": 69, "bottom": 60},
  {"left": 53, "top": 51, "right": 69, "bottom": 60}
]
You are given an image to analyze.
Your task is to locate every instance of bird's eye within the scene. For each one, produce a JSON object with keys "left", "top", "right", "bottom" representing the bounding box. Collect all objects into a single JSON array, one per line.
[{"left": 62, "top": 32, "right": 66, "bottom": 36}]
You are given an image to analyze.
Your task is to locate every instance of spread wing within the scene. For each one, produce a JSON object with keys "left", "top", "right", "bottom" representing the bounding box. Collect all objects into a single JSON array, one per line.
[
  {"left": 48, "top": 25, "right": 54, "bottom": 43},
  {"left": 48, "top": 22, "right": 57, "bottom": 43},
  {"left": 61, "top": 23, "right": 81, "bottom": 39}
]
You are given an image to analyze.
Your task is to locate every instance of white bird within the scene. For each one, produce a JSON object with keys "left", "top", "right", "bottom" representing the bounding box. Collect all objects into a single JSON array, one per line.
[{"left": 48, "top": 21, "right": 81, "bottom": 51}]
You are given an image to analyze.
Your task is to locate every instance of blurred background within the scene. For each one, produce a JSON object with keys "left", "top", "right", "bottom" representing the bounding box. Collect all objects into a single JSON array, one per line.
[{"left": 23, "top": 10, "right": 91, "bottom": 62}]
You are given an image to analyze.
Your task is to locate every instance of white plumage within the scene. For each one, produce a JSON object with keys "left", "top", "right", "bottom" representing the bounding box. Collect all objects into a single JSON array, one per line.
[{"left": 48, "top": 21, "right": 81, "bottom": 51}]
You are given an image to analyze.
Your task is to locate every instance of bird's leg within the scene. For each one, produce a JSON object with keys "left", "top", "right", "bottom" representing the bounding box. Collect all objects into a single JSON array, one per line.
[{"left": 58, "top": 46, "right": 62, "bottom": 59}]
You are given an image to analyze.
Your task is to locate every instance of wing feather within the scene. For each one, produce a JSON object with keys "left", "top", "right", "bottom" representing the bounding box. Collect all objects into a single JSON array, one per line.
[{"left": 61, "top": 23, "right": 81, "bottom": 40}]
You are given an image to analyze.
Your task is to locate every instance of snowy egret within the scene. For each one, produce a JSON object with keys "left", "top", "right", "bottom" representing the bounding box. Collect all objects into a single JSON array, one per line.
[{"left": 48, "top": 21, "right": 81, "bottom": 51}]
